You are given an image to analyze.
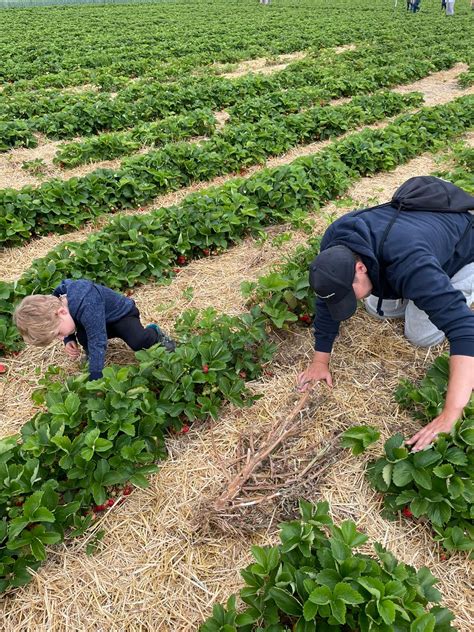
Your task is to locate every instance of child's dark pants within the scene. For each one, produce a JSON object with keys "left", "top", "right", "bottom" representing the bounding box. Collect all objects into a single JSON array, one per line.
[{"left": 75, "top": 305, "right": 158, "bottom": 353}]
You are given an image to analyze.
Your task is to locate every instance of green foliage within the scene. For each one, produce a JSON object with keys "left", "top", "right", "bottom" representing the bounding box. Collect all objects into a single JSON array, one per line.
[
  {"left": 54, "top": 109, "right": 217, "bottom": 168},
  {"left": 367, "top": 356, "right": 474, "bottom": 554},
  {"left": 341, "top": 426, "right": 381, "bottom": 455},
  {"left": 200, "top": 500, "right": 456, "bottom": 631},
  {"left": 0, "top": 91, "right": 418, "bottom": 246}
]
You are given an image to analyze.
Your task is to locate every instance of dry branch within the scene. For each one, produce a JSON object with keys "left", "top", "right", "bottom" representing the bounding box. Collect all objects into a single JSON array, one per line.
[{"left": 213, "top": 389, "right": 313, "bottom": 511}]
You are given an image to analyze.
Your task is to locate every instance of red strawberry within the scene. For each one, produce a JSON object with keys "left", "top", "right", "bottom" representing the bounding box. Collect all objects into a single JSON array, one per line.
[
  {"left": 173, "top": 267, "right": 181, "bottom": 274},
  {"left": 239, "top": 371, "right": 247, "bottom": 379},
  {"left": 177, "top": 255, "right": 187, "bottom": 265},
  {"left": 107, "top": 498, "right": 115, "bottom": 507},
  {"left": 299, "top": 314, "right": 312, "bottom": 324},
  {"left": 94, "top": 504, "right": 105, "bottom": 512},
  {"left": 202, "top": 364, "right": 209, "bottom": 373},
  {"left": 202, "top": 248, "right": 210, "bottom": 256},
  {"left": 0, "top": 363, "right": 6, "bottom": 374},
  {"left": 123, "top": 486, "right": 132, "bottom": 496},
  {"left": 180, "top": 424, "right": 190, "bottom": 434},
  {"left": 440, "top": 553, "right": 447, "bottom": 561},
  {"left": 402, "top": 506, "right": 413, "bottom": 518}
]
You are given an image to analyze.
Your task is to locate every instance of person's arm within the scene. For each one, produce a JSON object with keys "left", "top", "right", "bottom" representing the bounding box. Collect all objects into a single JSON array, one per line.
[
  {"left": 77, "top": 290, "right": 108, "bottom": 381},
  {"left": 406, "top": 355, "right": 474, "bottom": 451},
  {"left": 386, "top": 253, "right": 474, "bottom": 448},
  {"left": 297, "top": 298, "right": 339, "bottom": 391}
]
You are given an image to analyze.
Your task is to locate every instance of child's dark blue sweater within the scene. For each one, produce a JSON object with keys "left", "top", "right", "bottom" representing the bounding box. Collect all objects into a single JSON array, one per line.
[
  {"left": 313, "top": 207, "right": 473, "bottom": 357},
  {"left": 53, "top": 279, "right": 134, "bottom": 380}
]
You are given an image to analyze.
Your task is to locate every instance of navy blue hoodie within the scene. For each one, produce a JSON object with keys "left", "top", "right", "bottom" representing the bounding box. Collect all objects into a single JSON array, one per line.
[
  {"left": 53, "top": 279, "right": 134, "bottom": 380},
  {"left": 314, "top": 206, "right": 474, "bottom": 357}
]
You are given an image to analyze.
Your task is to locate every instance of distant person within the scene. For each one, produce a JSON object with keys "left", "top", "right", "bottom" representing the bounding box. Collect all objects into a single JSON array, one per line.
[
  {"left": 441, "top": 0, "right": 447, "bottom": 9},
  {"left": 14, "top": 279, "right": 176, "bottom": 381},
  {"left": 298, "top": 177, "right": 474, "bottom": 452},
  {"left": 446, "top": 0, "right": 455, "bottom": 14}
]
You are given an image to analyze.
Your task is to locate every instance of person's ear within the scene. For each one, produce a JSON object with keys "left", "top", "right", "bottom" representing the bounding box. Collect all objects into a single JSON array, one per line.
[
  {"left": 57, "top": 306, "right": 68, "bottom": 317},
  {"left": 355, "top": 261, "right": 367, "bottom": 275}
]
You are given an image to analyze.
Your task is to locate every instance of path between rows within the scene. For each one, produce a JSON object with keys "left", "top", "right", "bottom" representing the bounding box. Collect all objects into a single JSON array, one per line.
[{"left": 0, "top": 64, "right": 472, "bottom": 283}]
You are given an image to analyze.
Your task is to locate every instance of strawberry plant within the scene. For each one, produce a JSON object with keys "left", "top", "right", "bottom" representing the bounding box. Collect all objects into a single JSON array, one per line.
[
  {"left": 366, "top": 356, "right": 474, "bottom": 554},
  {"left": 200, "top": 500, "right": 456, "bottom": 631},
  {"left": 342, "top": 425, "right": 381, "bottom": 455}
]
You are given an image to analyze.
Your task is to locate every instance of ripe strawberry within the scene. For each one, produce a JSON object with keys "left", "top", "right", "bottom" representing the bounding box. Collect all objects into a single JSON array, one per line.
[
  {"left": 123, "top": 486, "right": 132, "bottom": 496},
  {"left": 440, "top": 552, "right": 447, "bottom": 561},
  {"left": 177, "top": 255, "right": 187, "bottom": 265},
  {"left": 107, "top": 498, "right": 115, "bottom": 507},
  {"left": 202, "top": 364, "right": 209, "bottom": 373},
  {"left": 180, "top": 424, "right": 190, "bottom": 434},
  {"left": 94, "top": 504, "right": 105, "bottom": 512},
  {"left": 402, "top": 506, "right": 413, "bottom": 518},
  {"left": 299, "top": 314, "right": 312, "bottom": 324},
  {"left": 0, "top": 363, "right": 6, "bottom": 374},
  {"left": 239, "top": 371, "right": 247, "bottom": 379},
  {"left": 202, "top": 248, "right": 210, "bottom": 256},
  {"left": 173, "top": 267, "right": 181, "bottom": 274}
]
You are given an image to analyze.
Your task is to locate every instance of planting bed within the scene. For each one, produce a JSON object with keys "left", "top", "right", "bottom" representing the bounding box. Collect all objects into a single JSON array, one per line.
[{"left": 0, "top": 1, "right": 473, "bottom": 630}]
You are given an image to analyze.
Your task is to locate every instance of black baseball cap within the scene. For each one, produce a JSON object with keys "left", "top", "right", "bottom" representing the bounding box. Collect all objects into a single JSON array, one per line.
[{"left": 309, "top": 245, "right": 357, "bottom": 321}]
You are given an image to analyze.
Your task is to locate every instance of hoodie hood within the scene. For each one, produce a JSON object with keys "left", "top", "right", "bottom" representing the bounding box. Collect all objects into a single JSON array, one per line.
[
  {"left": 392, "top": 176, "right": 474, "bottom": 213},
  {"left": 55, "top": 279, "right": 93, "bottom": 318}
]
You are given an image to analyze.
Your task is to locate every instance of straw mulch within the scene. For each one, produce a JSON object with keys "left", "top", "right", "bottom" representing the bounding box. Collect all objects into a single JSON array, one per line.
[{"left": 1, "top": 141, "right": 474, "bottom": 630}]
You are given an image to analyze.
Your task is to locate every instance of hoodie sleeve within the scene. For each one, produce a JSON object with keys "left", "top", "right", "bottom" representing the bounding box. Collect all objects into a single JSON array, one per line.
[
  {"left": 313, "top": 296, "right": 341, "bottom": 353},
  {"left": 386, "top": 252, "right": 474, "bottom": 357},
  {"left": 75, "top": 288, "right": 108, "bottom": 380}
]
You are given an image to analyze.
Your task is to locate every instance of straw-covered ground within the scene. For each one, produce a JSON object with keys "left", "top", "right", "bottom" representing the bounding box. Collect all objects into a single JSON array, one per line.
[{"left": 0, "top": 64, "right": 473, "bottom": 631}]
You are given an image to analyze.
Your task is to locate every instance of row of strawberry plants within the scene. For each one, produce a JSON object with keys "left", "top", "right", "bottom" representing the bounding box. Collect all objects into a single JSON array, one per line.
[
  {"left": 0, "top": 44, "right": 456, "bottom": 147},
  {"left": 53, "top": 109, "right": 217, "bottom": 168},
  {"left": 367, "top": 356, "right": 474, "bottom": 555},
  {"left": 200, "top": 501, "right": 456, "bottom": 632},
  {"left": 0, "top": 90, "right": 422, "bottom": 246},
  {"left": 225, "top": 48, "right": 455, "bottom": 123},
  {"left": 0, "top": 306, "right": 275, "bottom": 592},
  {"left": 1, "top": 96, "right": 473, "bottom": 354}
]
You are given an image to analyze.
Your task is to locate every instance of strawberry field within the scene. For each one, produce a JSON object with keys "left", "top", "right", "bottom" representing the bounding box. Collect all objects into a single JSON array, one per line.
[{"left": 0, "top": 0, "right": 473, "bottom": 629}]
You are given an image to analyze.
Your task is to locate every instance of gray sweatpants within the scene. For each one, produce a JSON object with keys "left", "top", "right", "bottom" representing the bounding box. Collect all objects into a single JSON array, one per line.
[{"left": 364, "top": 263, "right": 474, "bottom": 348}]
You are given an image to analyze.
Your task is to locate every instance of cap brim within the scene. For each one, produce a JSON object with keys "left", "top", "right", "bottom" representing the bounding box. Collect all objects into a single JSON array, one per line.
[{"left": 326, "top": 290, "right": 357, "bottom": 322}]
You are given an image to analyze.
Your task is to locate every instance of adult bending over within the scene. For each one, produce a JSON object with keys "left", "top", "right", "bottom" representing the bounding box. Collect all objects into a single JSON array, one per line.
[{"left": 298, "top": 177, "right": 474, "bottom": 451}]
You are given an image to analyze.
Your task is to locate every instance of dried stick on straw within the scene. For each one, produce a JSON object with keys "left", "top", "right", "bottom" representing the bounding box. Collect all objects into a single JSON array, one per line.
[{"left": 213, "top": 388, "right": 314, "bottom": 511}]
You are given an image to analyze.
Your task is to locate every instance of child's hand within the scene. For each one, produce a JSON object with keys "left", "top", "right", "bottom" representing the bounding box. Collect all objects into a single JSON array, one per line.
[{"left": 64, "top": 341, "right": 81, "bottom": 359}]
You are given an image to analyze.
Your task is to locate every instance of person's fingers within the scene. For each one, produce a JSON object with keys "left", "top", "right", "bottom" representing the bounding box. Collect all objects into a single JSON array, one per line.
[{"left": 325, "top": 373, "right": 333, "bottom": 388}]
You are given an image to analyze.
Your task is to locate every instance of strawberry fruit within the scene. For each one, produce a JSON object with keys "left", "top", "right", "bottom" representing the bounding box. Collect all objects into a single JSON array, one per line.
[
  {"left": 202, "top": 364, "right": 209, "bottom": 373},
  {"left": 402, "top": 506, "right": 413, "bottom": 518},
  {"left": 0, "top": 363, "right": 6, "bottom": 374}
]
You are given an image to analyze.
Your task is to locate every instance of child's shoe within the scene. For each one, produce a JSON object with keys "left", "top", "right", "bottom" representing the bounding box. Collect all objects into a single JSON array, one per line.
[{"left": 146, "top": 324, "right": 177, "bottom": 352}]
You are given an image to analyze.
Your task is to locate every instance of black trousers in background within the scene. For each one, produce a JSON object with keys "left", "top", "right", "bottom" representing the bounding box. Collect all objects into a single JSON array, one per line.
[{"left": 75, "top": 305, "right": 159, "bottom": 353}]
